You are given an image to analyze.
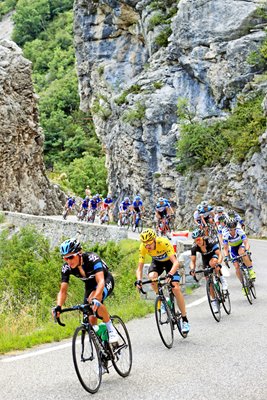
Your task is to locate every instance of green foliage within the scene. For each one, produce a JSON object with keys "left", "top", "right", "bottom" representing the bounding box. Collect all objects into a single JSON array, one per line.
[
  {"left": 0, "top": 0, "right": 17, "bottom": 18},
  {"left": 147, "top": 11, "right": 165, "bottom": 32},
  {"left": 0, "top": 212, "right": 5, "bottom": 223},
  {"left": 153, "top": 81, "right": 163, "bottom": 90},
  {"left": 154, "top": 26, "right": 172, "bottom": 47},
  {"left": 115, "top": 84, "right": 142, "bottom": 106},
  {"left": 176, "top": 95, "right": 266, "bottom": 173},
  {"left": 122, "top": 101, "right": 146, "bottom": 125},
  {"left": 12, "top": 0, "right": 73, "bottom": 46}
]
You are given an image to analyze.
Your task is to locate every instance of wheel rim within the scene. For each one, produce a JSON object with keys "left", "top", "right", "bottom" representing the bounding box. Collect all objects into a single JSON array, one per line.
[
  {"left": 206, "top": 281, "right": 221, "bottom": 322},
  {"left": 110, "top": 316, "right": 132, "bottom": 377},
  {"left": 72, "top": 326, "right": 102, "bottom": 394},
  {"left": 155, "top": 297, "right": 174, "bottom": 348}
]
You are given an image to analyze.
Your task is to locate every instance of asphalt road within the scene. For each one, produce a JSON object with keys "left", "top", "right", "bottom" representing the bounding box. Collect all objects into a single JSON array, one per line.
[{"left": 0, "top": 239, "right": 266, "bottom": 400}]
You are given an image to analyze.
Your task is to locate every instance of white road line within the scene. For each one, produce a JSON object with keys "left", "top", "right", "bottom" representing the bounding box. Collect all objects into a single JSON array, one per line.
[
  {"left": 187, "top": 296, "right": 207, "bottom": 308},
  {"left": 1, "top": 342, "right": 71, "bottom": 363}
]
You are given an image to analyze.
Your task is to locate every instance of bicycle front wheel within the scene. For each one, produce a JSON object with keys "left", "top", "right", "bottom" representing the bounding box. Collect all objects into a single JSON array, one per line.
[
  {"left": 155, "top": 296, "right": 174, "bottom": 348},
  {"left": 250, "top": 281, "right": 256, "bottom": 299},
  {"left": 241, "top": 269, "right": 253, "bottom": 304},
  {"left": 110, "top": 315, "right": 132, "bottom": 377},
  {"left": 206, "top": 281, "right": 221, "bottom": 322},
  {"left": 137, "top": 219, "right": 143, "bottom": 233},
  {"left": 221, "top": 288, "right": 231, "bottom": 315},
  {"left": 72, "top": 326, "right": 102, "bottom": 394}
]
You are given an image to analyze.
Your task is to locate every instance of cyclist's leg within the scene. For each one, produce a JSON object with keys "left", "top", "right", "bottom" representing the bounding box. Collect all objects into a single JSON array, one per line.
[
  {"left": 231, "top": 246, "right": 243, "bottom": 282},
  {"left": 148, "top": 261, "right": 163, "bottom": 293},
  {"left": 210, "top": 256, "right": 228, "bottom": 290}
]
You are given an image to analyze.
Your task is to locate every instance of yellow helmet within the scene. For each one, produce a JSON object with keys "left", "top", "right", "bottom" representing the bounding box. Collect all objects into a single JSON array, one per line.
[{"left": 140, "top": 228, "right": 156, "bottom": 243}]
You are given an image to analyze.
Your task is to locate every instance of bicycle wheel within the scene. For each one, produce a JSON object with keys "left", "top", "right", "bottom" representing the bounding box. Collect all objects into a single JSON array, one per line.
[
  {"left": 137, "top": 219, "right": 143, "bottom": 233},
  {"left": 110, "top": 315, "right": 132, "bottom": 377},
  {"left": 72, "top": 326, "right": 102, "bottom": 394},
  {"left": 241, "top": 269, "right": 253, "bottom": 304},
  {"left": 221, "top": 286, "right": 231, "bottom": 315},
  {"left": 155, "top": 296, "right": 174, "bottom": 348},
  {"left": 131, "top": 216, "right": 136, "bottom": 232},
  {"left": 206, "top": 281, "right": 221, "bottom": 322},
  {"left": 250, "top": 281, "right": 256, "bottom": 299}
]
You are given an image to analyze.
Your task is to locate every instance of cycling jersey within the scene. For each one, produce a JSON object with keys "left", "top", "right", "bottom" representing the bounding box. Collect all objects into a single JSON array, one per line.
[
  {"left": 229, "top": 212, "right": 244, "bottom": 226},
  {"left": 119, "top": 201, "right": 131, "bottom": 211},
  {"left": 82, "top": 199, "right": 89, "bottom": 209},
  {"left": 139, "top": 237, "right": 175, "bottom": 263},
  {"left": 103, "top": 197, "right": 113, "bottom": 205},
  {"left": 214, "top": 212, "right": 229, "bottom": 224},
  {"left": 67, "top": 198, "right": 75, "bottom": 208},
  {"left": 133, "top": 200, "right": 143, "bottom": 212},
  {"left": 199, "top": 205, "right": 214, "bottom": 218},
  {"left": 223, "top": 228, "right": 246, "bottom": 247},
  {"left": 193, "top": 210, "right": 201, "bottom": 223},
  {"left": 89, "top": 199, "right": 98, "bottom": 209},
  {"left": 156, "top": 200, "right": 169, "bottom": 213}
]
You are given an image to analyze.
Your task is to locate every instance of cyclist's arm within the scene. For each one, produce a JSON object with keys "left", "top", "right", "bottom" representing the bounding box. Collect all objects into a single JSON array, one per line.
[
  {"left": 242, "top": 238, "right": 250, "bottom": 252},
  {"left": 168, "top": 254, "right": 179, "bottom": 275},
  {"left": 136, "top": 262, "right": 144, "bottom": 281},
  {"left": 57, "top": 282, "right": 69, "bottom": 307},
  {"left": 214, "top": 248, "right": 223, "bottom": 264},
  {"left": 223, "top": 242, "right": 230, "bottom": 257},
  {"left": 190, "top": 255, "right": 197, "bottom": 272}
]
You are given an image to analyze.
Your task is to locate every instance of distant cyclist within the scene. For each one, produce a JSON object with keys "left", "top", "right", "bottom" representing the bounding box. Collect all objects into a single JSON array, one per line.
[
  {"left": 63, "top": 196, "right": 76, "bottom": 219},
  {"left": 223, "top": 220, "right": 256, "bottom": 288},
  {"left": 193, "top": 204, "right": 203, "bottom": 226},
  {"left": 53, "top": 238, "right": 119, "bottom": 343},
  {"left": 135, "top": 228, "right": 190, "bottom": 334},
  {"left": 131, "top": 195, "right": 145, "bottom": 226},
  {"left": 100, "top": 194, "right": 113, "bottom": 221},
  {"left": 155, "top": 197, "right": 173, "bottom": 227},
  {"left": 118, "top": 197, "right": 132, "bottom": 225},
  {"left": 227, "top": 209, "right": 245, "bottom": 230},
  {"left": 199, "top": 201, "right": 215, "bottom": 235}
]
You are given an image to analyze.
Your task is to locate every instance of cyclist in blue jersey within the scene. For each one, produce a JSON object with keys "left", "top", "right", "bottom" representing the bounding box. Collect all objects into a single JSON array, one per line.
[
  {"left": 78, "top": 196, "right": 90, "bottom": 220},
  {"left": 95, "top": 194, "right": 103, "bottom": 211},
  {"left": 63, "top": 196, "right": 76, "bottom": 219},
  {"left": 155, "top": 197, "right": 173, "bottom": 227},
  {"left": 118, "top": 197, "right": 132, "bottom": 225},
  {"left": 193, "top": 204, "right": 203, "bottom": 226},
  {"left": 54, "top": 238, "right": 119, "bottom": 343},
  {"left": 223, "top": 220, "right": 256, "bottom": 286},
  {"left": 131, "top": 195, "right": 145, "bottom": 226}
]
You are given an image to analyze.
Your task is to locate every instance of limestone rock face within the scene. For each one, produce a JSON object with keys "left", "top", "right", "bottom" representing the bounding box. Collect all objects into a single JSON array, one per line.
[
  {"left": 73, "top": 0, "right": 267, "bottom": 235},
  {"left": 0, "top": 40, "right": 65, "bottom": 215}
]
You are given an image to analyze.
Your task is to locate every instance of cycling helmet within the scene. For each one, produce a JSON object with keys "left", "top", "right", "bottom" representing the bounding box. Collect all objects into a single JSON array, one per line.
[
  {"left": 201, "top": 200, "right": 209, "bottom": 207},
  {"left": 228, "top": 209, "right": 236, "bottom": 217},
  {"left": 197, "top": 204, "right": 202, "bottom": 212},
  {"left": 85, "top": 196, "right": 89, "bottom": 200},
  {"left": 140, "top": 229, "right": 156, "bottom": 243},
  {"left": 218, "top": 215, "right": 227, "bottom": 222},
  {"left": 93, "top": 195, "right": 97, "bottom": 200},
  {"left": 192, "top": 228, "right": 204, "bottom": 239},
  {"left": 107, "top": 193, "right": 111, "bottom": 198},
  {"left": 135, "top": 195, "right": 141, "bottom": 201},
  {"left": 216, "top": 206, "right": 224, "bottom": 213},
  {"left": 60, "top": 238, "right": 81, "bottom": 255},
  {"left": 158, "top": 197, "right": 165, "bottom": 203},
  {"left": 124, "top": 197, "right": 130, "bottom": 202},
  {"left": 227, "top": 219, "right": 237, "bottom": 229}
]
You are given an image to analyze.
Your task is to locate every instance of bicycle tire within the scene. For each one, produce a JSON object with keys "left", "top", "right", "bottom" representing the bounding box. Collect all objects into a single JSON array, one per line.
[
  {"left": 137, "top": 219, "right": 143, "bottom": 233},
  {"left": 155, "top": 296, "right": 174, "bottom": 348},
  {"left": 220, "top": 286, "right": 231, "bottom": 315},
  {"left": 72, "top": 326, "right": 102, "bottom": 394},
  {"left": 206, "top": 280, "right": 221, "bottom": 322},
  {"left": 241, "top": 269, "right": 253, "bottom": 304},
  {"left": 250, "top": 281, "right": 256, "bottom": 299},
  {"left": 110, "top": 315, "right": 132, "bottom": 377}
]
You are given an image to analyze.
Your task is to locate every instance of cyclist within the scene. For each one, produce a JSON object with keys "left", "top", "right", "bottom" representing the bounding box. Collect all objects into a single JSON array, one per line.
[
  {"left": 223, "top": 220, "right": 256, "bottom": 287},
  {"left": 131, "top": 195, "right": 145, "bottom": 226},
  {"left": 217, "top": 215, "right": 228, "bottom": 248},
  {"left": 78, "top": 196, "right": 90, "bottom": 220},
  {"left": 135, "top": 228, "right": 190, "bottom": 333},
  {"left": 155, "top": 197, "right": 173, "bottom": 228},
  {"left": 199, "top": 201, "right": 215, "bottom": 235},
  {"left": 214, "top": 206, "right": 229, "bottom": 226},
  {"left": 95, "top": 194, "right": 103, "bottom": 211},
  {"left": 193, "top": 204, "right": 203, "bottom": 226},
  {"left": 53, "top": 238, "right": 119, "bottom": 343},
  {"left": 88, "top": 195, "right": 98, "bottom": 221},
  {"left": 227, "top": 209, "right": 245, "bottom": 230},
  {"left": 189, "top": 228, "right": 228, "bottom": 313},
  {"left": 100, "top": 194, "right": 113, "bottom": 221},
  {"left": 63, "top": 196, "right": 76, "bottom": 219},
  {"left": 118, "top": 197, "right": 132, "bottom": 225}
]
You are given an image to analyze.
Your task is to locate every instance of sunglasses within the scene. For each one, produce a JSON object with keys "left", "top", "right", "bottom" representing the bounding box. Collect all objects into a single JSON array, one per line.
[{"left": 63, "top": 253, "right": 79, "bottom": 260}]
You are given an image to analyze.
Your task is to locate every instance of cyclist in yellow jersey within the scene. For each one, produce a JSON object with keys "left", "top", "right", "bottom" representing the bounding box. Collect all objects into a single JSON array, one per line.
[{"left": 135, "top": 228, "right": 190, "bottom": 333}]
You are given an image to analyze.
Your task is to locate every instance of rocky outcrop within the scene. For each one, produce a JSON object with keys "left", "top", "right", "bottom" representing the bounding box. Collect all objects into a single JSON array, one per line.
[
  {"left": 0, "top": 40, "right": 65, "bottom": 215},
  {"left": 73, "top": 0, "right": 267, "bottom": 235}
]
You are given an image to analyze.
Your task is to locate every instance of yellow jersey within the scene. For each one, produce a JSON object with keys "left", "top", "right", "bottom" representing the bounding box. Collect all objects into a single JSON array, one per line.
[{"left": 139, "top": 237, "right": 175, "bottom": 263}]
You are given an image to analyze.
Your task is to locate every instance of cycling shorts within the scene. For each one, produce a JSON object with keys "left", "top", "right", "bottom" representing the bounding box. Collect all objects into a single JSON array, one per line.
[{"left": 148, "top": 259, "right": 181, "bottom": 282}]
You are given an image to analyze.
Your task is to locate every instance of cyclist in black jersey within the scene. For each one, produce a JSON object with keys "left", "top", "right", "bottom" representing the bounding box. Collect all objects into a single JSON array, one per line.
[{"left": 53, "top": 238, "right": 118, "bottom": 343}]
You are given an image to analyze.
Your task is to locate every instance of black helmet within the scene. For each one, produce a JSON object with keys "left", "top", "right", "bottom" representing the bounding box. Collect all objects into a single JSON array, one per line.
[
  {"left": 227, "top": 220, "right": 237, "bottom": 229},
  {"left": 192, "top": 228, "right": 204, "bottom": 239}
]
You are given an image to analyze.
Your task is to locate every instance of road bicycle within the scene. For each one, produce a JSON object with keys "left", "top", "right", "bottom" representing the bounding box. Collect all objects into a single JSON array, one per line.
[
  {"left": 77, "top": 208, "right": 88, "bottom": 221},
  {"left": 86, "top": 209, "right": 97, "bottom": 223},
  {"left": 226, "top": 251, "right": 256, "bottom": 305},
  {"left": 139, "top": 277, "right": 187, "bottom": 348},
  {"left": 100, "top": 209, "right": 110, "bottom": 225},
  {"left": 194, "top": 266, "right": 231, "bottom": 322},
  {"left": 131, "top": 211, "right": 143, "bottom": 233},
  {"left": 156, "top": 216, "right": 172, "bottom": 239},
  {"left": 118, "top": 211, "right": 131, "bottom": 229},
  {"left": 53, "top": 304, "right": 132, "bottom": 394}
]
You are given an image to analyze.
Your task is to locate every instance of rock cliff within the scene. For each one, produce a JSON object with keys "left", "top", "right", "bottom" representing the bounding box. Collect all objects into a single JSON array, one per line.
[
  {"left": 0, "top": 40, "right": 65, "bottom": 215},
  {"left": 73, "top": 0, "right": 267, "bottom": 235}
]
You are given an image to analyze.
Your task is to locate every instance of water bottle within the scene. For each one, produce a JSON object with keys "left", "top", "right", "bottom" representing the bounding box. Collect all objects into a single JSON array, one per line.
[
  {"left": 95, "top": 322, "right": 108, "bottom": 342},
  {"left": 213, "top": 276, "right": 220, "bottom": 292},
  {"left": 166, "top": 297, "right": 172, "bottom": 308}
]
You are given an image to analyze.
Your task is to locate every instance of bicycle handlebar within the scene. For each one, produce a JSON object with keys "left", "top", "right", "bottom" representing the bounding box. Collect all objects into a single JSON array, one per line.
[
  {"left": 138, "top": 276, "right": 174, "bottom": 294},
  {"left": 53, "top": 304, "right": 91, "bottom": 327}
]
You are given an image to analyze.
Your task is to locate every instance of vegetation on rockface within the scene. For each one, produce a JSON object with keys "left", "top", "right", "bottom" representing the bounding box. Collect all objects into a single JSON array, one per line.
[
  {"left": 0, "top": 226, "right": 152, "bottom": 353},
  {"left": 0, "top": 0, "right": 17, "bottom": 19},
  {"left": 10, "top": 0, "right": 107, "bottom": 197},
  {"left": 176, "top": 95, "right": 266, "bottom": 173}
]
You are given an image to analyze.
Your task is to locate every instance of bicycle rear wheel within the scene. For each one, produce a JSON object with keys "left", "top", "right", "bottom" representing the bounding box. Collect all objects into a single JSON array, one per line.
[
  {"left": 155, "top": 296, "right": 174, "bottom": 348},
  {"left": 137, "top": 219, "right": 143, "bottom": 233},
  {"left": 221, "top": 287, "right": 231, "bottom": 315},
  {"left": 241, "top": 269, "right": 253, "bottom": 304},
  {"left": 72, "top": 326, "right": 102, "bottom": 394},
  {"left": 110, "top": 315, "right": 132, "bottom": 377},
  {"left": 206, "top": 281, "right": 221, "bottom": 322},
  {"left": 172, "top": 297, "right": 187, "bottom": 339}
]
